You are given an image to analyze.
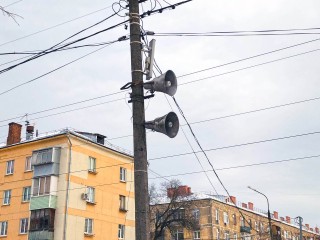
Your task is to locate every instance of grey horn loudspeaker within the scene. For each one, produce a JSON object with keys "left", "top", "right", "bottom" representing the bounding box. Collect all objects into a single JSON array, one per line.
[
  {"left": 145, "top": 112, "right": 179, "bottom": 138},
  {"left": 143, "top": 70, "right": 177, "bottom": 96}
]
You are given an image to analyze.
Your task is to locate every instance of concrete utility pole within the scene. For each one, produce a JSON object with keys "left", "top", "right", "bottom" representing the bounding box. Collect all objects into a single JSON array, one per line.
[{"left": 128, "top": 0, "right": 150, "bottom": 239}]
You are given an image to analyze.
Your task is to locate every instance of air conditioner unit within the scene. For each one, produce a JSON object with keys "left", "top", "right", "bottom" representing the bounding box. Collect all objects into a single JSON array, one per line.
[{"left": 81, "top": 193, "right": 88, "bottom": 200}]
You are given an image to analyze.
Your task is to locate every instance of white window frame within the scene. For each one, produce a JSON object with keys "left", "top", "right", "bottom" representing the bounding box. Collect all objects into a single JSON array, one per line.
[
  {"left": 20, "top": 218, "right": 28, "bottom": 234},
  {"left": 25, "top": 156, "right": 32, "bottom": 171},
  {"left": 32, "top": 176, "right": 51, "bottom": 196},
  {"left": 194, "top": 230, "right": 200, "bottom": 240},
  {"left": 172, "top": 229, "right": 184, "bottom": 240},
  {"left": 240, "top": 217, "right": 245, "bottom": 227},
  {"left": 119, "top": 195, "right": 126, "bottom": 211},
  {"left": 217, "top": 229, "right": 220, "bottom": 240},
  {"left": 234, "top": 233, "right": 238, "bottom": 240},
  {"left": 223, "top": 212, "right": 229, "bottom": 224},
  {"left": 0, "top": 221, "right": 8, "bottom": 236},
  {"left": 215, "top": 209, "right": 219, "bottom": 223},
  {"left": 118, "top": 224, "right": 125, "bottom": 239},
  {"left": 225, "top": 232, "right": 230, "bottom": 240},
  {"left": 87, "top": 187, "right": 95, "bottom": 203},
  {"left": 255, "top": 221, "right": 259, "bottom": 232},
  {"left": 120, "top": 167, "right": 127, "bottom": 182},
  {"left": 6, "top": 160, "right": 14, "bottom": 175},
  {"left": 88, "top": 156, "right": 96, "bottom": 173},
  {"left": 3, "top": 190, "right": 11, "bottom": 205},
  {"left": 84, "top": 218, "right": 93, "bottom": 235},
  {"left": 22, "top": 186, "right": 31, "bottom": 202},
  {"left": 193, "top": 209, "right": 200, "bottom": 221}
]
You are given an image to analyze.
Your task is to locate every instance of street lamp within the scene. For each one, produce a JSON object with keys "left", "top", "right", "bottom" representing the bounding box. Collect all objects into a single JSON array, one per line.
[{"left": 248, "top": 186, "right": 273, "bottom": 240}]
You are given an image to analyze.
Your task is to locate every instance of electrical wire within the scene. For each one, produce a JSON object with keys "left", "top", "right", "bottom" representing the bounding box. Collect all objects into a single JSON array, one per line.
[
  {"left": 0, "top": 90, "right": 124, "bottom": 124},
  {"left": 176, "top": 37, "right": 320, "bottom": 79},
  {"left": 0, "top": 38, "right": 127, "bottom": 97},
  {"left": 148, "top": 130, "right": 320, "bottom": 161},
  {"left": 0, "top": 5, "right": 113, "bottom": 48},
  {"left": 153, "top": 32, "right": 320, "bottom": 37},
  {"left": 180, "top": 48, "right": 320, "bottom": 86}
]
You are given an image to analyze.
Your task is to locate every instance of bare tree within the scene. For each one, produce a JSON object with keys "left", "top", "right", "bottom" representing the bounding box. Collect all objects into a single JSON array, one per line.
[
  {"left": 0, "top": 5, "right": 22, "bottom": 24},
  {"left": 149, "top": 180, "right": 200, "bottom": 240}
]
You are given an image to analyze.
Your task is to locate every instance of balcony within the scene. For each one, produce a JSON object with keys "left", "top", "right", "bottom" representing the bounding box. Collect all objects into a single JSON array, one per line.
[
  {"left": 30, "top": 195, "right": 57, "bottom": 210},
  {"left": 28, "top": 231, "right": 54, "bottom": 240},
  {"left": 240, "top": 226, "right": 251, "bottom": 233}
]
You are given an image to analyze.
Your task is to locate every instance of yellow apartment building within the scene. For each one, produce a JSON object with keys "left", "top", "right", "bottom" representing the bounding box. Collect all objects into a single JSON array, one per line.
[
  {"left": 0, "top": 122, "right": 135, "bottom": 240},
  {"left": 150, "top": 186, "right": 320, "bottom": 240}
]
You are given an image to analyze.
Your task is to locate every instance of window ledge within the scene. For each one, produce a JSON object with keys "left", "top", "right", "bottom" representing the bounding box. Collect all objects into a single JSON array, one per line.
[
  {"left": 18, "top": 233, "right": 27, "bottom": 235},
  {"left": 0, "top": 235, "right": 8, "bottom": 238},
  {"left": 88, "top": 170, "right": 98, "bottom": 175},
  {"left": 119, "top": 208, "right": 128, "bottom": 212},
  {"left": 2, "top": 203, "right": 10, "bottom": 206},
  {"left": 84, "top": 233, "right": 95, "bottom": 237},
  {"left": 120, "top": 180, "right": 126, "bottom": 183},
  {"left": 21, "top": 200, "right": 30, "bottom": 203},
  {"left": 24, "top": 170, "right": 33, "bottom": 173},
  {"left": 5, "top": 173, "right": 13, "bottom": 176},
  {"left": 86, "top": 201, "right": 97, "bottom": 205}
]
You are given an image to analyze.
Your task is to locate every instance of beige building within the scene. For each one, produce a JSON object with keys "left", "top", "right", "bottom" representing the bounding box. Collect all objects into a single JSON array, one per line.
[
  {"left": 150, "top": 186, "right": 320, "bottom": 240},
  {"left": 0, "top": 123, "right": 135, "bottom": 240}
]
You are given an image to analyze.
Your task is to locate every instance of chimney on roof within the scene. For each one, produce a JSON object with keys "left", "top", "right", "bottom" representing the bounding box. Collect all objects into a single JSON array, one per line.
[
  {"left": 7, "top": 122, "right": 22, "bottom": 145},
  {"left": 248, "top": 202, "right": 254, "bottom": 210},
  {"left": 305, "top": 224, "right": 310, "bottom": 230},
  {"left": 167, "top": 185, "right": 192, "bottom": 198},
  {"left": 286, "top": 216, "right": 291, "bottom": 224},
  {"left": 242, "top": 203, "right": 247, "bottom": 208},
  {"left": 280, "top": 217, "right": 285, "bottom": 221},
  {"left": 273, "top": 211, "right": 279, "bottom": 219},
  {"left": 315, "top": 227, "right": 319, "bottom": 234},
  {"left": 230, "top": 196, "right": 237, "bottom": 205}
]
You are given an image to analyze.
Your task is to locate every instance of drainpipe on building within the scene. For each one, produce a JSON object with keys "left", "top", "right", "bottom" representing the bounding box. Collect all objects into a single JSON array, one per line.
[
  {"left": 210, "top": 199, "right": 214, "bottom": 240},
  {"left": 63, "top": 133, "right": 72, "bottom": 240}
]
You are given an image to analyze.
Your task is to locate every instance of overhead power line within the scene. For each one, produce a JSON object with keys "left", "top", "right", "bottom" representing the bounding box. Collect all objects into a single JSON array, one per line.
[
  {"left": 180, "top": 48, "right": 320, "bottom": 86},
  {"left": 153, "top": 32, "right": 320, "bottom": 37},
  {"left": 177, "top": 37, "right": 320, "bottom": 78},
  {"left": 0, "top": 5, "right": 113, "bottom": 47},
  {"left": 149, "top": 154, "right": 320, "bottom": 179},
  {"left": 148, "top": 130, "right": 320, "bottom": 161},
  {"left": 0, "top": 38, "right": 127, "bottom": 97}
]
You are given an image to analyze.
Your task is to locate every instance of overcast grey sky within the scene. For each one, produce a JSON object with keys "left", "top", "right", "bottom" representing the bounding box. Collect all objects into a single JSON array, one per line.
[{"left": 1, "top": 0, "right": 319, "bottom": 228}]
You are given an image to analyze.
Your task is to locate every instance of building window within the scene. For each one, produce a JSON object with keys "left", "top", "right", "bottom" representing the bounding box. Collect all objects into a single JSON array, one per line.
[
  {"left": 240, "top": 217, "right": 245, "bottom": 227},
  {"left": 193, "top": 209, "right": 200, "bottom": 221},
  {"left": 0, "top": 221, "right": 8, "bottom": 236},
  {"left": 88, "top": 156, "right": 96, "bottom": 173},
  {"left": 25, "top": 156, "right": 32, "bottom": 171},
  {"left": 84, "top": 218, "right": 93, "bottom": 235},
  {"left": 87, "top": 187, "right": 95, "bottom": 203},
  {"left": 22, "top": 186, "right": 31, "bottom": 202},
  {"left": 120, "top": 167, "right": 127, "bottom": 182},
  {"left": 32, "top": 148, "right": 53, "bottom": 165},
  {"left": 3, "top": 190, "right": 11, "bottom": 205},
  {"left": 248, "top": 219, "right": 252, "bottom": 227},
  {"left": 225, "top": 232, "right": 230, "bottom": 240},
  {"left": 234, "top": 233, "right": 238, "bottom": 240},
  {"left": 20, "top": 218, "right": 28, "bottom": 234},
  {"left": 216, "top": 229, "right": 220, "bottom": 240},
  {"left": 255, "top": 222, "right": 259, "bottom": 232},
  {"left": 215, "top": 209, "right": 219, "bottom": 224},
  {"left": 119, "top": 195, "right": 127, "bottom": 211},
  {"left": 194, "top": 230, "right": 200, "bottom": 240},
  {"left": 6, "top": 160, "right": 14, "bottom": 175},
  {"left": 118, "top": 224, "right": 125, "bottom": 239},
  {"left": 30, "top": 209, "right": 55, "bottom": 231},
  {"left": 233, "top": 214, "right": 237, "bottom": 225},
  {"left": 223, "top": 212, "right": 229, "bottom": 225},
  {"left": 172, "top": 229, "right": 184, "bottom": 240},
  {"left": 33, "top": 176, "right": 51, "bottom": 196},
  {"left": 260, "top": 222, "right": 264, "bottom": 233}
]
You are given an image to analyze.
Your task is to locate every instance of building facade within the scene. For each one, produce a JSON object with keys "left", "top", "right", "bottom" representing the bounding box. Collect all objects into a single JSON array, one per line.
[
  {"left": 150, "top": 186, "right": 320, "bottom": 240},
  {"left": 0, "top": 123, "right": 135, "bottom": 240}
]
